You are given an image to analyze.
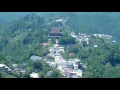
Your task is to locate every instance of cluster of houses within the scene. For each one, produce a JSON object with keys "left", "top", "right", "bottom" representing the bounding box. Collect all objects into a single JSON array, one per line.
[
  {"left": 43, "top": 28, "right": 87, "bottom": 78},
  {"left": 0, "top": 64, "right": 26, "bottom": 76},
  {"left": 0, "top": 64, "right": 11, "bottom": 73},
  {"left": 71, "top": 32, "right": 90, "bottom": 45},
  {"left": 92, "top": 34, "right": 113, "bottom": 48},
  {"left": 93, "top": 34, "right": 112, "bottom": 39},
  {"left": 12, "top": 64, "right": 26, "bottom": 75},
  {"left": 25, "top": 30, "right": 115, "bottom": 78},
  {"left": 56, "top": 18, "right": 67, "bottom": 24},
  {"left": 70, "top": 32, "right": 114, "bottom": 48},
  {"left": 45, "top": 38, "right": 84, "bottom": 78},
  {"left": 0, "top": 28, "right": 86, "bottom": 78}
]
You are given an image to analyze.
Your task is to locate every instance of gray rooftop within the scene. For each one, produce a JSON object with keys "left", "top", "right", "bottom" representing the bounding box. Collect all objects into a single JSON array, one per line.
[
  {"left": 46, "top": 71, "right": 53, "bottom": 77},
  {"left": 71, "top": 75, "right": 79, "bottom": 78},
  {"left": 30, "top": 55, "right": 42, "bottom": 61},
  {"left": 73, "top": 69, "right": 83, "bottom": 72},
  {"left": 66, "top": 62, "right": 73, "bottom": 66}
]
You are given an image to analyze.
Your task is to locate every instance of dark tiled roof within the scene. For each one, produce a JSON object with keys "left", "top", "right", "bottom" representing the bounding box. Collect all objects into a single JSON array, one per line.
[{"left": 50, "top": 27, "right": 61, "bottom": 34}]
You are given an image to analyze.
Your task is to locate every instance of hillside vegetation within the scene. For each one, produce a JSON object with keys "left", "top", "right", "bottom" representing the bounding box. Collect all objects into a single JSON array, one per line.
[
  {"left": 45, "top": 12, "right": 120, "bottom": 42},
  {"left": 0, "top": 12, "right": 120, "bottom": 78}
]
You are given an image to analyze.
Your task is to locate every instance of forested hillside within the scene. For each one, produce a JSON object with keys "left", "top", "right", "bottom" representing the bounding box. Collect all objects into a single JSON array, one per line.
[
  {"left": 66, "top": 12, "right": 120, "bottom": 42},
  {"left": 0, "top": 13, "right": 64, "bottom": 78},
  {"left": 0, "top": 12, "right": 120, "bottom": 78},
  {"left": 0, "top": 13, "right": 52, "bottom": 63},
  {"left": 63, "top": 36, "right": 120, "bottom": 78},
  {"left": 0, "top": 12, "right": 21, "bottom": 25},
  {"left": 44, "top": 12, "right": 120, "bottom": 42}
]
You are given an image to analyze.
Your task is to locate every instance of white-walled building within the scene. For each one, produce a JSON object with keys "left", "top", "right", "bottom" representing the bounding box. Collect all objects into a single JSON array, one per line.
[
  {"left": 0, "top": 64, "right": 11, "bottom": 72},
  {"left": 94, "top": 45, "right": 98, "bottom": 48},
  {"left": 71, "top": 69, "right": 83, "bottom": 77},
  {"left": 30, "top": 72, "right": 39, "bottom": 78},
  {"left": 59, "top": 47, "right": 64, "bottom": 52}
]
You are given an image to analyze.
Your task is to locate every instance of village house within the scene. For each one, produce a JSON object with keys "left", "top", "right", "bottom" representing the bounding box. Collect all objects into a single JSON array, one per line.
[
  {"left": 70, "top": 69, "right": 83, "bottom": 77},
  {"left": 46, "top": 71, "right": 53, "bottom": 77},
  {"left": 93, "top": 34, "right": 112, "bottom": 39},
  {"left": 60, "top": 61, "right": 67, "bottom": 66},
  {"left": 0, "top": 64, "right": 11, "bottom": 72},
  {"left": 71, "top": 32, "right": 79, "bottom": 39},
  {"left": 71, "top": 32, "right": 76, "bottom": 37},
  {"left": 66, "top": 62, "right": 74, "bottom": 69},
  {"left": 30, "top": 55, "right": 42, "bottom": 61},
  {"left": 49, "top": 47, "right": 56, "bottom": 54},
  {"left": 73, "top": 63, "right": 78, "bottom": 70},
  {"left": 74, "top": 59, "right": 81, "bottom": 62},
  {"left": 69, "top": 53, "right": 75, "bottom": 57},
  {"left": 56, "top": 18, "right": 67, "bottom": 24},
  {"left": 113, "top": 40, "right": 117, "bottom": 43},
  {"left": 46, "top": 61, "right": 57, "bottom": 68},
  {"left": 59, "top": 47, "right": 65, "bottom": 52},
  {"left": 71, "top": 75, "right": 79, "bottom": 78},
  {"left": 83, "top": 37, "right": 89, "bottom": 45},
  {"left": 103, "top": 34, "right": 112, "bottom": 39},
  {"left": 57, "top": 65, "right": 63, "bottom": 71},
  {"left": 94, "top": 45, "right": 98, "bottom": 48},
  {"left": 12, "top": 64, "right": 18, "bottom": 68},
  {"left": 42, "top": 42, "right": 50, "bottom": 46},
  {"left": 54, "top": 44, "right": 59, "bottom": 49},
  {"left": 19, "top": 69, "right": 26, "bottom": 74},
  {"left": 30, "top": 72, "right": 39, "bottom": 78},
  {"left": 80, "top": 62, "right": 87, "bottom": 69}
]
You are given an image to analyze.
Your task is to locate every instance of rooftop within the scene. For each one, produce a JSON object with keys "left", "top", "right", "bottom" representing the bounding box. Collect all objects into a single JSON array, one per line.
[
  {"left": 30, "top": 55, "right": 42, "bottom": 61},
  {"left": 71, "top": 75, "right": 79, "bottom": 78},
  {"left": 46, "top": 71, "right": 53, "bottom": 77},
  {"left": 69, "top": 53, "right": 74, "bottom": 56},
  {"left": 12, "top": 64, "right": 18, "bottom": 67},
  {"left": 50, "top": 27, "right": 61, "bottom": 34},
  {"left": 0, "top": 64, "right": 6, "bottom": 67},
  {"left": 30, "top": 72, "right": 39, "bottom": 78}
]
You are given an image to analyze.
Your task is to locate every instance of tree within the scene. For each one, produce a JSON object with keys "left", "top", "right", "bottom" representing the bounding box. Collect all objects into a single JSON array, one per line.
[
  {"left": 51, "top": 37, "right": 56, "bottom": 44},
  {"left": 50, "top": 70, "right": 64, "bottom": 78},
  {"left": 58, "top": 36, "right": 76, "bottom": 45},
  {"left": 32, "top": 62, "right": 43, "bottom": 71},
  {"left": 102, "top": 63, "right": 115, "bottom": 78},
  {"left": 38, "top": 72, "right": 47, "bottom": 78}
]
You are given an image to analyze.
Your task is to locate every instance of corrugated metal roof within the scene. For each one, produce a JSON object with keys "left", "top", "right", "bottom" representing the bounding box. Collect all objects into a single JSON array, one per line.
[{"left": 30, "top": 55, "right": 42, "bottom": 61}]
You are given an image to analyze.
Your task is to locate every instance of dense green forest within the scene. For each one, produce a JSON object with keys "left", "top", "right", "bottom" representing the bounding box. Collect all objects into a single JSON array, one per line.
[
  {"left": 0, "top": 13, "right": 64, "bottom": 78},
  {"left": 0, "top": 12, "right": 21, "bottom": 25},
  {"left": 0, "top": 12, "right": 120, "bottom": 78}
]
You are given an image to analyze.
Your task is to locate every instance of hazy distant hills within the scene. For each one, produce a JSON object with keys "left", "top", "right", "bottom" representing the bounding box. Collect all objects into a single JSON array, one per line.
[
  {"left": 0, "top": 12, "right": 20, "bottom": 25},
  {"left": 0, "top": 12, "right": 32, "bottom": 25},
  {"left": 0, "top": 12, "right": 120, "bottom": 23},
  {"left": 0, "top": 12, "right": 57, "bottom": 25}
]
